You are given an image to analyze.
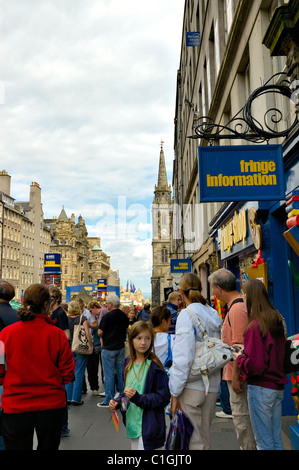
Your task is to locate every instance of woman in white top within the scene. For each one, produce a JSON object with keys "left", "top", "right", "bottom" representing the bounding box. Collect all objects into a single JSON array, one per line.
[{"left": 169, "top": 273, "right": 223, "bottom": 450}]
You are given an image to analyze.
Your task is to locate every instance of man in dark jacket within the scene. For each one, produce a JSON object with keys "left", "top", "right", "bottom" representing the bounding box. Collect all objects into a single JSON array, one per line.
[
  {"left": 0, "top": 280, "right": 18, "bottom": 332},
  {"left": 0, "top": 279, "right": 18, "bottom": 450}
]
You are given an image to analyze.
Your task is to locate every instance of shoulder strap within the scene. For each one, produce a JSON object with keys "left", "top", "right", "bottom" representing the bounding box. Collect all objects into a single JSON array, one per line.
[
  {"left": 187, "top": 306, "right": 206, "bottom": 336},
  {"left": 227, "top": 298, "right": 244, "bottom": 326},
  {"left": 227, "top": 298, "right": 244, "bottom": 312}
]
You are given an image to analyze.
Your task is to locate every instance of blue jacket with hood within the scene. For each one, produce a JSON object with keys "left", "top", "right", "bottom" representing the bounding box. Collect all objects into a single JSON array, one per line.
[{"left": 118, "top": 356, "right": 170, "bottom": 450}]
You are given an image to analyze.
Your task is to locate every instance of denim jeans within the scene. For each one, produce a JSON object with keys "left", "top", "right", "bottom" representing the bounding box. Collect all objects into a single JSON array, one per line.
[
  {"left": 219, "top": 378, "right": 232, "bottom": 415},
  {"left": 101, "top": 348, "right": 125, "bottom": 404},
  {"left": 247, "top": 384, "right": 284, "bottom": 450},
  {"left": 65, "top": 353, "right": 87, "bottom": 403}
]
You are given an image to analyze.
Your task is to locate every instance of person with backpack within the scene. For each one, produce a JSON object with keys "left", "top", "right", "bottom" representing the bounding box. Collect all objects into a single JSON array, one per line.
[
  {"left": 208, "top": 268, "right": 256, "bottom": 450},
  {"left": 169, "top": 273, "right": 223, "bottom": 450}
]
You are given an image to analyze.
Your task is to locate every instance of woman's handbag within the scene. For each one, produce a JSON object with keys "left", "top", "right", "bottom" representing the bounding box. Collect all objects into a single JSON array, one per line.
[
  {"left": 165, "top": 410, "right": 194, "bottom": 450},
  {"left": 71, "top": 316, "right": 93, "bottom": 355},
  {"left": 187, "top": 307, "right": 234, "bottom": 394}
]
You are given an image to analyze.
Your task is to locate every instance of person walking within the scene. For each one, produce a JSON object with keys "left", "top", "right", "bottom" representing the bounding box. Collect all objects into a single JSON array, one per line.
[
  {"left": 208, "top": 268, "right": 256, "bottom": 450},
  {"left": 109, "top": 321, "right": 170, "bottom": 450},
  {"left": 97, "top": 294, "right": 129, "bottom": 407},
  {"left": 83, "top": 300, "right": 102, "bottom": 396},
  {"left": 49, "top": 286, "right": 70, "bottom": 341},
  {"left": 65, "top": 300, "right": 91, "bottom": 406},
  {"left": 169, "top": 273, "right": 223, "bottom": 450},
  {"left": 236, "top": 279, "right": 288, "bottom": 450},
  {"left": 0, "top": 284, "right": 75, "bottom": 450},
  {"left": 49, "top": 285, "right": 71, "bottom": 436}
]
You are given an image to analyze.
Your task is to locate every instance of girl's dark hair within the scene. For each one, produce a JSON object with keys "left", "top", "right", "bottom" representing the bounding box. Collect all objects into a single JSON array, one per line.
[
  {"left": 18, "top": 284, "right": 50, "bottom": 321},
  {"left": 150, "top": 305, "right": 171, "bottom": 328},
  {"left": 124, "top": 321, "right": 164, "bottom": 378},
  {"left": 242, "top": 279, "right": 284, "bottom": 338},
  {"left": 180, "top": 273, "right": 207, "bottom": 305}
]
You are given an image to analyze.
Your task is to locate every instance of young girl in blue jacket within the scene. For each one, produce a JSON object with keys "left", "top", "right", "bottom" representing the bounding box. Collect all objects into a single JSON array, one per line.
[{"left": 109, "top": 321, "right": 170, "bottom": 450}]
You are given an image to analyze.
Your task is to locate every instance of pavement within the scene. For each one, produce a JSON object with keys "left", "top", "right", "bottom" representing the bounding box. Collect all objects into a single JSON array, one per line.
[{"left": 57, "top": 386, "right": 297, "bottom": 452}]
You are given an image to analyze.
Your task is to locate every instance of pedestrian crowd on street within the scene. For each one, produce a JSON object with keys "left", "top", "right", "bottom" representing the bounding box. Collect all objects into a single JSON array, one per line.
[{"left": 0, "top": 267, "right": 291, "bottom": 450}]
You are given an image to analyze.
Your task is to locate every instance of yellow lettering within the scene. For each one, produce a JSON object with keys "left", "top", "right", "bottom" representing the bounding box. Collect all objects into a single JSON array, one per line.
[{"left": 221, "top": 209, "right": 247, "bottom": 253}]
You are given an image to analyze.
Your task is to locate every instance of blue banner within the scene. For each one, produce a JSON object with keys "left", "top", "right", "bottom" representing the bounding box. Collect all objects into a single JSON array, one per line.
[
  {"left": 170, "top": 259, "right": 192, "bottom": 274},
  {"left": 198, "top": 145, "right": 285, "bottom": 202},
  {"left": 186, "top": 32, "right": 201, "bottom": 47},
  {"left": 44, "top": 253, "right": 61, "bottom": 273},
  {"left": 97, "top": 278, "right": 107, "bottom": 289}
]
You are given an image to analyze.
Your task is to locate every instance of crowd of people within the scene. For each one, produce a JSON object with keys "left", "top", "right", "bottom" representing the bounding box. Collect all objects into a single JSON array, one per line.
[{"left": 0, "top": 268, "right": 290, "bottom": 450}]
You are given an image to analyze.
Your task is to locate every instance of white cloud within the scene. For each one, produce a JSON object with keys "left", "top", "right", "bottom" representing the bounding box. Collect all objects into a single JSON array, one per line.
[{"left": 0, "top": 0, "right": 184, "bottom": 294}]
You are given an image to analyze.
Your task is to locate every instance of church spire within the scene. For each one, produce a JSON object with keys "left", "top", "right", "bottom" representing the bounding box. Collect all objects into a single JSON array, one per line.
[
  {"left": 154, "top": 140, "right": 171, "bottom": 204},
  {"left": 156, "top": 140, "right": 170, "bottom": 191}
]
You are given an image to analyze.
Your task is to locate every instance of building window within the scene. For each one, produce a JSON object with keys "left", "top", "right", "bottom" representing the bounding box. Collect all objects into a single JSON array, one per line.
[{"left": 162, "top": 247, "right": 168, "bottom": 263}]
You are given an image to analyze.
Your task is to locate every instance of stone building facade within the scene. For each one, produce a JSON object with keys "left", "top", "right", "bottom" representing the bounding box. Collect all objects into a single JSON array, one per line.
[
  {"left": 45, "top": 208, "right": 111, "bottom": 300},
  {"left": 172, "top": 0, "right": 297, "bottom": 299},
  {"left": 0, "top": 171, "right": 51, "bottom": 301},
  {"left": 172, "top": 0, "right": 298, "bottom": 416}
]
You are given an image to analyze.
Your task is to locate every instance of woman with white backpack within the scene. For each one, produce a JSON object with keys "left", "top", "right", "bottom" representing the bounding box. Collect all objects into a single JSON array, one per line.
[{"left": 169, "top": 273, "right": 223, "bottom": 450}]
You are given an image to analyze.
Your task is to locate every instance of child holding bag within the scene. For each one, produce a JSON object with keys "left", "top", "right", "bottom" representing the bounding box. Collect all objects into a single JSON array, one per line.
[{"left": 109, "top": 321, "right": 170, "bottom": 450}]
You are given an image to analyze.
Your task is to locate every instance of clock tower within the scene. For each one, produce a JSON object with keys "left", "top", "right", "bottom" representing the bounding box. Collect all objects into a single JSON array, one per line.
[{"left": 151, "top": 141, "right": 172, "bottom": 306}]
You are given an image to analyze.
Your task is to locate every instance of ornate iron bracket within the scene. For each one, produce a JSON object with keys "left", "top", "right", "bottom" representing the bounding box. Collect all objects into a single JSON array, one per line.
[{"left": 189, "top": 73, "right": 298, "bottom": 143}]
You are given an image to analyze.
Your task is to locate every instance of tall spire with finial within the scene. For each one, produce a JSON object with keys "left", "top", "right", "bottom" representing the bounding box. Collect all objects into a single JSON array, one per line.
[
  {"left": 154, "top": 140, "right": 171, "bottom": 204},
  {"left": 156, "top": 140, "right": 170, "bottom": 190}
]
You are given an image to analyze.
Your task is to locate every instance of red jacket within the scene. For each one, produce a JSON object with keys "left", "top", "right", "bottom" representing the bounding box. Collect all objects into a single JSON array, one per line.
[{"left": 0, "top": 314, "right": 75, "bottom": 413}]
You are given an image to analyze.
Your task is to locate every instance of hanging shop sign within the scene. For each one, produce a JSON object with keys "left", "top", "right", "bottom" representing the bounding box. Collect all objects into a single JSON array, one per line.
[
  {"left": 170, "top": 259, "right": 192, "bottom": 274},
  {"left": 198, "top": 144, "right": 285, "bottom": 202}
]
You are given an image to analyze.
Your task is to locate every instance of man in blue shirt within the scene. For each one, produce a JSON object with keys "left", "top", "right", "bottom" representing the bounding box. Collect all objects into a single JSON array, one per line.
[
  {"left": 166, "top": 291, "right": 183, "bottom": 334},
  {"left": 137, "top": 303, "right": 151, "bottom": 321}
]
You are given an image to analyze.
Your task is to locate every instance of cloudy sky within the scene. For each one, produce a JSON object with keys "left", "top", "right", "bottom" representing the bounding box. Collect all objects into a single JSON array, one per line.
[{"left": 0, "top": 0, "right": 184, "bottom": 296}]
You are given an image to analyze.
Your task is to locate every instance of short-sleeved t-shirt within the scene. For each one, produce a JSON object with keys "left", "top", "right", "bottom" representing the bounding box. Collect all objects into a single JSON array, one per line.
[
  {"left": 221, "top": 298, "right": 248, "bottom": 381},
  {"left": 99, "top": 308, "right": 129, "bottom": 350},
  {"left": 125, "top": 359, "right": 151, "bottom": 438}
]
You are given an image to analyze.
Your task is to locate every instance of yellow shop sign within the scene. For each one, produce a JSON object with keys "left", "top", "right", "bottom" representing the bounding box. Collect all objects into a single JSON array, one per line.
[{"left": 220, "top": 209, "right": 247, "bottom": 253}]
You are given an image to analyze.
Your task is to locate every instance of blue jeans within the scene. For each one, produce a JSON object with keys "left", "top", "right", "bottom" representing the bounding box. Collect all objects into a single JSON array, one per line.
[
  {"left": 247, "top": 384, "right": 284, "bottom": 450},
  {"left": 101, "top": 348, "right": 125, "bottom": 404},
  {"left": 65, "top": 353, "right": 87, "bottom": 403},
  {"left": 219, "top": 378, "right": 232, "bottom": 415}
]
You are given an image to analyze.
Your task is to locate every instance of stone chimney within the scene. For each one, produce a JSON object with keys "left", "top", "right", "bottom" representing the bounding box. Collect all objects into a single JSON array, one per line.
[{"left": 0, "top": 170, "right": 11, "bottom": 196}]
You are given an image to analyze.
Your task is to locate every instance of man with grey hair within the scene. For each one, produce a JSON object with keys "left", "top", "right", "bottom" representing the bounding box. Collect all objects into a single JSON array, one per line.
[
  {"left": 208, "top": 268, "right": 256, "bottom": 450},
  {"left": 97, "top": 294, "right": 128, "bottom": 407},
  {"left": 0, "top": 280, "right": 18, "bottom": 332}
]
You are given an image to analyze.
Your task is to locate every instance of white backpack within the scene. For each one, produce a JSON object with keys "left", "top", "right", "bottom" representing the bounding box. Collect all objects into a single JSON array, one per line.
[{"left": 188, "top": 307, "right": 233, "bottom": 394}]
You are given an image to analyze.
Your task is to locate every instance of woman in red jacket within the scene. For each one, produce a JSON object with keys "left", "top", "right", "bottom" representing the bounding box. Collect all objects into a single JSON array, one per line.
[{"left": 0, "top": 284, "right": 75, "bottom": 450}]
